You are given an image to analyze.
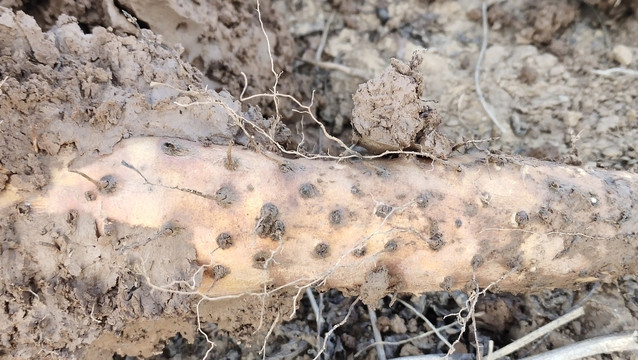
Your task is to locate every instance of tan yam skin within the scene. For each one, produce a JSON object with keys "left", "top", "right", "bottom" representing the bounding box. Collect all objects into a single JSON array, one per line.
[{"left": 22, "top": 137, "right": 638, "bottom": 297}]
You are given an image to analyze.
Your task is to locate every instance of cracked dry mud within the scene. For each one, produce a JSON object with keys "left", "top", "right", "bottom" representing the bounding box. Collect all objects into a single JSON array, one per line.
[{"left": 2, "top": 1, "right": 638, "bottom": 359}]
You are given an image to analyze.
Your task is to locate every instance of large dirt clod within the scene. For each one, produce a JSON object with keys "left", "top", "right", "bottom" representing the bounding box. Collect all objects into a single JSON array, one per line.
[{"left": 352, "top": 52, "right": 451, "bottom": 157}]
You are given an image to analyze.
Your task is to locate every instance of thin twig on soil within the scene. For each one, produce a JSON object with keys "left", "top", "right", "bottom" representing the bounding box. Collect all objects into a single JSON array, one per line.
[
  {"left": 315, "top": 12, "right": 335, "bottom": 62},
  {"left": 367, "top": 306, "right": 388, "bottom": 360},
  {"left": 305, "top": 288, "right": 324, "bottom": 356},
  {"left": 521, "top": 331, "right": 638, "bottom": 360},
  {"left": 301, "top": 59, "right": 372, "bottom": 79},
  {"left": 520, "top": 283, "right": 600, "bottom": 357},
  {"left": 474, "top": 2, "right": 508, "bottom": 135},
  {"left": 591, "top": 67, "right": 638, "bottom": 76},
  {"left": 354, "top": 323, "right": 459, "bottom": 358},
  {"left": 486, "top": 307, "right": 585, "bottom": 360}
]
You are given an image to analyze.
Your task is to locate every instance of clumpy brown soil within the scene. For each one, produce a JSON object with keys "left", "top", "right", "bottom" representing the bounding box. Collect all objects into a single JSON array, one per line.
[
  {"left": 2, "top": 0, "right": 638, "bottom": 358},
  {"left": 0, "top": 0, "right": 300, "bottom": 113},
  {"left": 352, "top": 53, "right": 451, "bottom": 157}
]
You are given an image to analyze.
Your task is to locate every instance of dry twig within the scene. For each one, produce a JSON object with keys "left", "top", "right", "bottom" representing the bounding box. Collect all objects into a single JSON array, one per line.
[
  {"left": 367, "top": 306, "right": 388, "bottom": 360},
  {"left": 301, "top": 59, "right": 372, "bottom": 79},
  {"left": 521, "top": 331, "right": 638, "bottom": 360},
  {"left": 486, "top": 307, "right": 585, "bottom": 359},
  {"left": 315, "top": 12, "right": 335, "bottom": 62},
  {"left": 354, "top": 323, "right": 459, "bottom": 358},
  {"left": 305, "top": 288, "right": 324, "bottom": 356},
  {"left": 591, "top": 67, "right": 638, "bottom": 76}
]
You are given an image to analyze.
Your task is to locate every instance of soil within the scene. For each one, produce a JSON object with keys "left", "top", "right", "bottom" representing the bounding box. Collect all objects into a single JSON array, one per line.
[{"left": 1, "top": 0, "right": 638, "bottom": 359}]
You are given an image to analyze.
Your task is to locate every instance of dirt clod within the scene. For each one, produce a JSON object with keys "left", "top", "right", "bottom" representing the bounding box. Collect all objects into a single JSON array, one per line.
[
  {"left": 377, "top": 315, "right": 408, "bottom": 334},
  {"left": 351, "top": 52, "right": 451, "bottom": 157},
  {"left": 519, "top": 65, "right": 539, "bottom": 84},
  {"left": 528, "top": 0, "right": 578, "bottom": 44},
  {"left": 360, "top": 266, "right": 391, "bottom": 307}
]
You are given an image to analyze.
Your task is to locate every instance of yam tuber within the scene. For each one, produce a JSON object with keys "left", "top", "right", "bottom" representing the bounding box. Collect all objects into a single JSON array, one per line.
[{"left": 5, "top": 136, "right": 637, "bottom": 305}]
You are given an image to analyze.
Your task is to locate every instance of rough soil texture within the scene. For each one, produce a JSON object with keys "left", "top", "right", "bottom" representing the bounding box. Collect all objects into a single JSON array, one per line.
[
  {"left": 1, "top": 0, "right": 638, "bottom": 359},
  {"left": 289, "top": 0, "right": 638, "bottom": 170},
  {"left": 352, "top": 53, "right": 451, "bottom": 157},
  {"left": 0, "top": 0, "right": 299, "bottom": 112}
]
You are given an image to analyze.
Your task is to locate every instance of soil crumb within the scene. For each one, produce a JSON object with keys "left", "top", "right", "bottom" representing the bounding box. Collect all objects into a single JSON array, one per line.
[
  {"left": 528, "top": 0, "right": 578, "bottom": 44},
  {"left": 360, "top": 266, "right": 391, "bottom": 307},
  {"left": 351, "top": 52, "right": 451, "bottom": 157}
]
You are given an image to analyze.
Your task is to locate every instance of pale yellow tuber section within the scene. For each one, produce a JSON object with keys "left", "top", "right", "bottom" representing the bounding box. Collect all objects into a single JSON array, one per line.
[{"left": 16, "top": 137, "right": 638, "bottom": 298}]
